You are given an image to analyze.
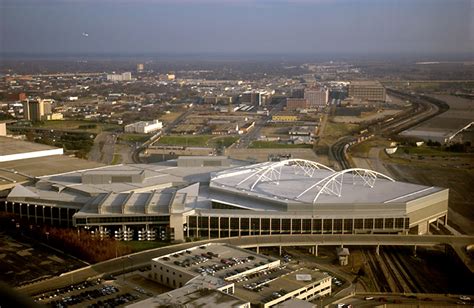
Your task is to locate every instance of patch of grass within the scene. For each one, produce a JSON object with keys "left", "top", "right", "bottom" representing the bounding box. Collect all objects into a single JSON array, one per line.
[
  {"left": 111, "top": 154, "right": 122, "bottom": 165},
  {"left": 34, "top": 120, "right": 121, "bottom": 133},
  {"left": 395, "top": 146, "right": 471, "bottom": 157},
  {"left": 208, "top": 136, "right": 240, "bottom": 148},
  {"left": 121, "top": 241, "right": 171, "bottom": 253},
  {"left": 157, "top": 135, "right": 213, "bottom": 147},
  {"left": 324, "top": 121, "right": 359, "bottom": 138},
  {"left": 119, "top": 133, "right": 150, "bottom": 143},
  {"left": 249, "top": 141, "right": 313, "bottom": 149}
]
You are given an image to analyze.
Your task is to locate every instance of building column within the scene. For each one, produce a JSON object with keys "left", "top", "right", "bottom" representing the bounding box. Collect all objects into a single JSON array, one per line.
[
  {"left": 67, "top": 208, "right": 70, "bottom": 227},
  {"left": 314, "top": 245, "right": 318, "bottom": 256},
  {"left": 413, "top": 245, "right": 417, "bottom": 257},
  {"left": 26, "top": 204, "right": 30, "bottom": 219},
  {"left": 34, "top": 205, "right": 38, "bottom": 224},
  {"left": 376, "top": 245, "right": 380, "bottom": 256},
  {"left": 279, "top": 246, "right": 282, "bottom": 256},
  {"left": 208, "top": 217, "right": 210, "bottom": 239},
  {"left": 238, "top": 217, "right": 241, "bottom": 237},
  {"left": 196, "top": 217, "right": 199, "bottom": 239},
  {"left": 290, "top": 219, "right": 292, "bottom": 234},
  {"left": 259, "top": 218, "right": 262, "bottom": 235},
  {"left": 218, "top": 217, "right": 221, "bottom": 239},
  {"left": 256, "top": 246, "right": 259, "bottom": 254},
  {"left": 280, "top": 218, "right": 282, "bottom": 234},
  {"left": 331, "top": 219, "right": 334, "bottom": 234},
  {"left": 50, "top": 206, "right": 53, "bottom": 225},
  {"left": 42, "top": 206, "right": 46, "bottom": 223},
  {"left": 269, "top": 218, "right": 272, "bottom": 235}
]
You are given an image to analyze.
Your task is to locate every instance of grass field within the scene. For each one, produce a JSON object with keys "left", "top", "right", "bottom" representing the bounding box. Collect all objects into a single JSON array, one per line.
[
  {"left": 393, "top": 146, "right": 472, "bottom": 157},
  {"left": 118, "top": 133, "right": 150, "bottom": 143},
  {"left": 324, "top": 121, "right": 359, "bottom": 138},
  {"left": 249, "top": 141, "right": 313, "bottom": 149},
  {"left": 34, "top": 120, "right": 122, "bottom": 133},
  {"left": 157, "top": 135, "right": 214, "bottom": 147},
  {"left": 121, "top": 241, "right": 170, "bottom": 253},
  {"left": 208, "top": 136, "right": 239, "bottom": 148}
]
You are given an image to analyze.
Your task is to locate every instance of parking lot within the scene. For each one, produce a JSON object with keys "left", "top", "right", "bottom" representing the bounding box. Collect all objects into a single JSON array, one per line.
[
  {"left": 33, "top": 279, "right": 142, "bottom": 307},
  {"left": 0, "top": 232, "right": 86, "bottom": 287}
]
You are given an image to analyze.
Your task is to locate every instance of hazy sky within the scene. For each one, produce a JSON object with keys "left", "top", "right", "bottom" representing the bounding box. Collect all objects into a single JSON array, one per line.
[{"left": 1, "top": 0, "right": 473, "bottom": 56}]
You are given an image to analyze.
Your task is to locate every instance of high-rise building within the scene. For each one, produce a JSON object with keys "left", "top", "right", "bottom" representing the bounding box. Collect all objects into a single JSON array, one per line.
[
  {"left": 23, "top": 99, "right": 53, "bottom": 121},
  {"left": 137, "top": 63, "right": 144, "bottom": 73},
  {"left": 304, "top": 87, "right": 329, "bottom": 107},
  {"left": 241, "top": 91, "right": 270, "bottom": 106},
  {"left": 348, "top": 81, "right": 386, "bottom": 102}
]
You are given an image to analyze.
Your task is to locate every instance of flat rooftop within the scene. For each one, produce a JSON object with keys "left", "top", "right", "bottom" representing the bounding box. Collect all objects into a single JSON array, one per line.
[
  {"left": 0, "top": 136, "right": 59, "bottom": 156},
  {"left": 210, "top": 162, "right": 444, "bottom": 206},
  {"left": 127, "top": 285, "right": 248, "bottom": 308},
  {"left": 0, "top": 155, "right": 103, "bottom": 190},
  {"left": 153, "top": 243, "right": 279, "bottom": 281},
  {"left": 350, "top": 80, "right": 384, "bottom": 87},
  {"left": 234, "top": 268, "right": 329, "bottom": 304}
]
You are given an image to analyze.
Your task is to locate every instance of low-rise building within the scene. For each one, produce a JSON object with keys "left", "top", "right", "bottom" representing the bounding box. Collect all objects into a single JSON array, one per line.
[
  {"left": 234, "top": 268, "right": 331, "bottom": 308},
  {"left": 124, "top": 120, "right": 162, "bottom": 134},
  {"left": 272, "top": 114, "right": 298, "bottom": 122},
  {"left": 107, "top": 72, "right": 132, "bottom": 82},
  {"left": 286, "top": 98, "right": 309, "bottom": 111},
  {"left": 150, "top": 243, "right": 280, "bottom": 289}
]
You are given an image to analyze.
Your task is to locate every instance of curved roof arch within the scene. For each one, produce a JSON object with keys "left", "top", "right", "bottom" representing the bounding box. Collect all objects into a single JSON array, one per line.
[
  {"left": 235, "top": 159, "right": 334, "bottom": 190},
  {"left": 296, "top": 168, "right": 395, "bottom": 204}
]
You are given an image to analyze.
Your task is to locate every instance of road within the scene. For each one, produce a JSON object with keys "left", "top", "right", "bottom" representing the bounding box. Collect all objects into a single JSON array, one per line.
[
  {"left": 88, "top": 132, "right": 117, "bottom": 164},
  {"left": 131, "top": 108, "right": 194, "bottom": 163},
  {"left": 235, "top": 100, "right": 286, "bottom": 149},
  {"left": 18, "top": 234, "right": 474, "bottom": 296},
  {"left": 340, "top": 293, "right": 473, "bottom": 307}
]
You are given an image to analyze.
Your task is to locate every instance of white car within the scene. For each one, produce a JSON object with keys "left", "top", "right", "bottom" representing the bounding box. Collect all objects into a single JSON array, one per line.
[{"left": 459, "top": 296, "right": 471, "bottom": 301}]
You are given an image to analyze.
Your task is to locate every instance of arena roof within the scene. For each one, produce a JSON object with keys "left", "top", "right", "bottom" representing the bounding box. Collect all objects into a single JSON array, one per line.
[{"left": 210, "top": 159, "right": 444, "bottom": 206}]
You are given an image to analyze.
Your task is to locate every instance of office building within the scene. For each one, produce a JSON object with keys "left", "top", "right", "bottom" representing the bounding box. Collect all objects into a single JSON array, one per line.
[
  {"left": 304, "top": 87, "right": 329, "bottom": 107},
  {"left": 241, "top": 91, "right": 270, "bottom": 107},
  {"left": 22, "top": 99, "right": 53, "bottom": 121},
  {"left": 136, "top": 63, "right": 144, "bottom": 73},
  {"left": 348, "top": 81, "right": 386, "bottom": 102}
]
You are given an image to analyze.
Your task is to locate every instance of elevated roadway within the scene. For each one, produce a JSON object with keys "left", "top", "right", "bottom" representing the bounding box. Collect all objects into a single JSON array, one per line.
[{"left": 18, "top": 234, "right": 474, "bottom": 296}]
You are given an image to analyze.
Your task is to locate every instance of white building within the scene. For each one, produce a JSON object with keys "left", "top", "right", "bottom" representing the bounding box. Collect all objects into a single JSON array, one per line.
[
  {"left": 124, "top": 120, "right": 162, "bottom": 134},
  {"left": 107, "top": 72, "right": 132, "bottom": 82}
]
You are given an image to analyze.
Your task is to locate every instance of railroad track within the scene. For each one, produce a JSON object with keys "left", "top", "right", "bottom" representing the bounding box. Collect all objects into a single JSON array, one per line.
[
  {"left": 329, "top": 89, "right": 450, "bottom": 170},
  {"left": 387, "top": 246, "right": 424, "bottom": 293},
  {"left": 362, "top": 249, "right": 391, "bottom": 292}
]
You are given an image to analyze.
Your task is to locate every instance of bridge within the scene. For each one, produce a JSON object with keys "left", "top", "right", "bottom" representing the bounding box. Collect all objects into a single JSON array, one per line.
[{"left": 18, "top": 234, "right": 474, "bottom": 296}]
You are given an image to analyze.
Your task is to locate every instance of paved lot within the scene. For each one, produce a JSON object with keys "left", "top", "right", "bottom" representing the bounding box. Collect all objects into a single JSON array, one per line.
[
  {"left": 17, "top": 234, "right": 474, "bottom": 296},
  {"left": 0, "top": 233, "right": 87, "bottom": 287}
]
